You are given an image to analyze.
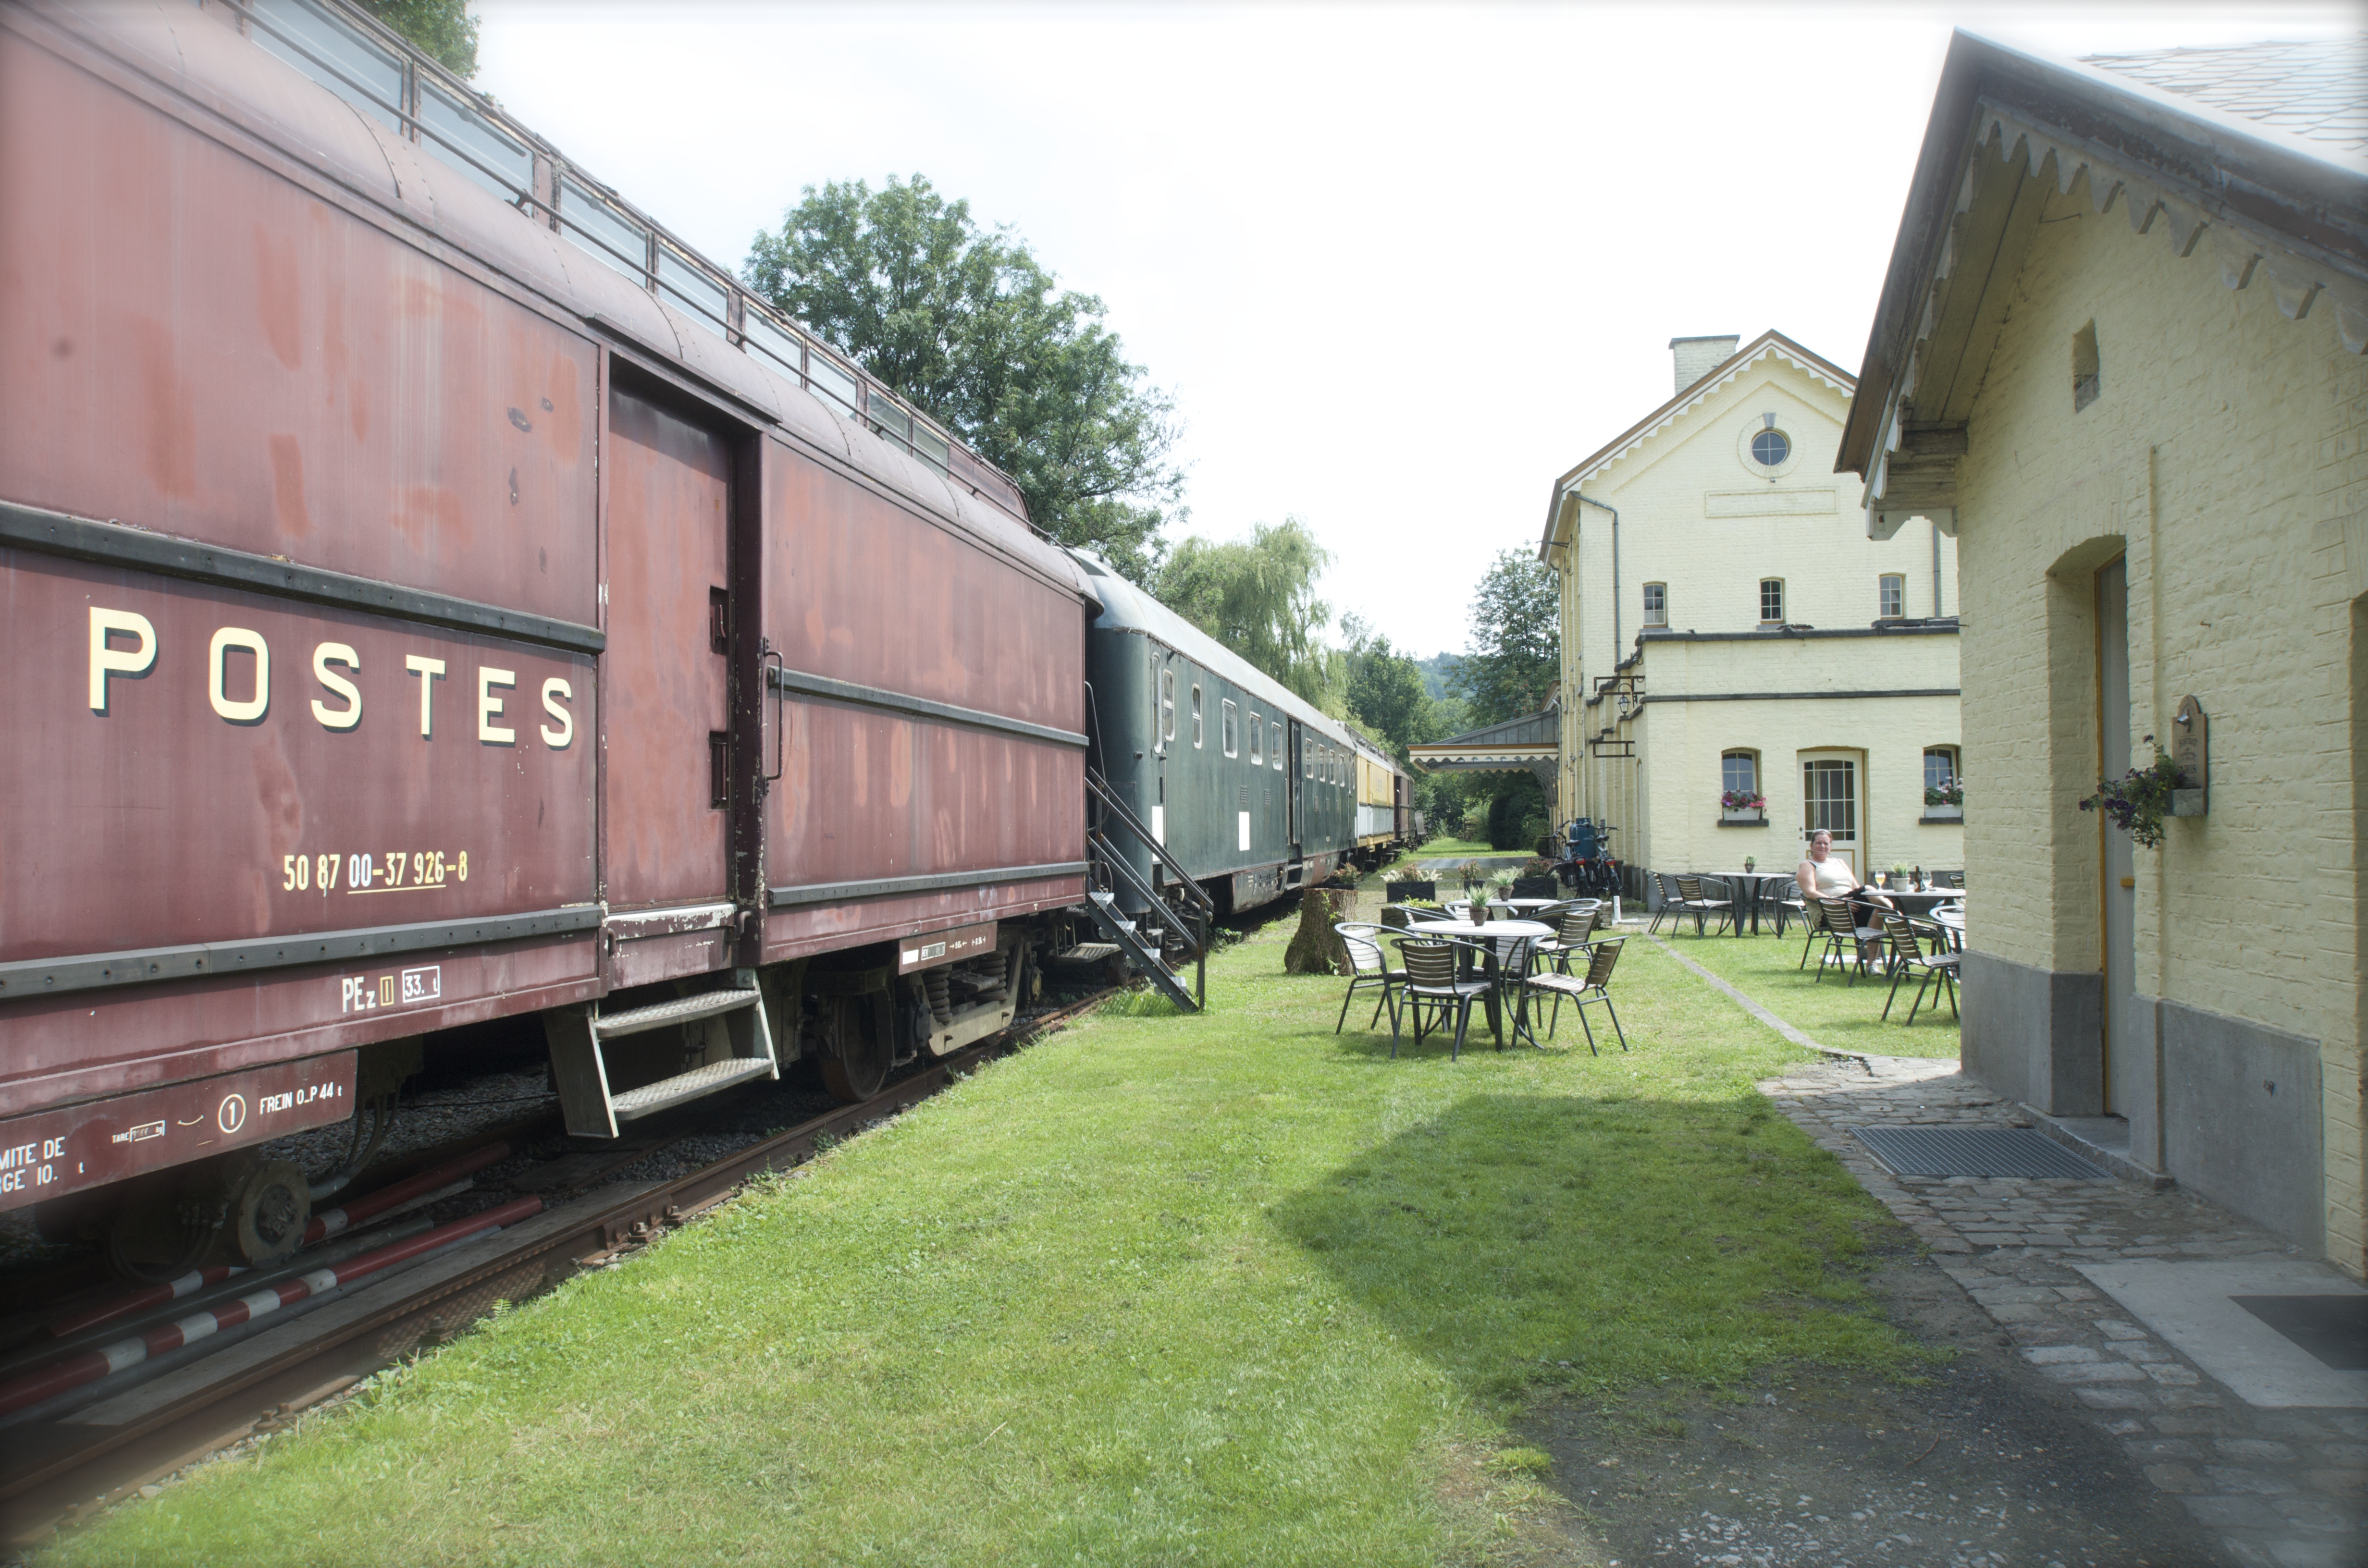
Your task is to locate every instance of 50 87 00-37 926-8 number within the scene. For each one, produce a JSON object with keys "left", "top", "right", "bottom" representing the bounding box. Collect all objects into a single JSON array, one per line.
[{"left": 280, "top": 849, "right": 470, "bottom": 894}]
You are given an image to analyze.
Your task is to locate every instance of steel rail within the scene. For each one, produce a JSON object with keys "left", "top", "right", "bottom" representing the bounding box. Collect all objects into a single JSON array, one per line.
[{"left": 0, "top": 989, "right": 1114, "bottom": 1541}]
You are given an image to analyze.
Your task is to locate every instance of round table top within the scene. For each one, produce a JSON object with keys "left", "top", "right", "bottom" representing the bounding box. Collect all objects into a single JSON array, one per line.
[
  {"left": 1932, "top": 907, "right": 1967, "bottom": 928},
  {"left": 1403, "top": 918, "right": 1554, "bottom": 940},
  {"left": 1883, "top": 888, "right": 1961, "bottom": 907},
  {"left": 1491, "top": 897, "right": 1569, "bottom": 911}
]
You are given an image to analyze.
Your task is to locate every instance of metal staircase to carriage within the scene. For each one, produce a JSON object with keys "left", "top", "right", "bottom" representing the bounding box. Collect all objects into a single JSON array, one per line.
[{"left": 1077, "top": 766, "right": 1211, "bottom": 1012}]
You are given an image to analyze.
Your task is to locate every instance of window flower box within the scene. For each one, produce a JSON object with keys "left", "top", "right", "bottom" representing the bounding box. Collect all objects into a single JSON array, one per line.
[
  {"left": 1921, "top": 804, "right": 1962, "bottom": 822},
  {"left": 1718, "top": 789, "right": 1767, "bottom": 825}
]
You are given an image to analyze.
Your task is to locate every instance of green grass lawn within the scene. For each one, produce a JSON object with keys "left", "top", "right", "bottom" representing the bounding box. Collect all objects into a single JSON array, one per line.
[
  {"left": 1648, "top": 925, "right": 1962, "bottom": 1060},
  {"left": 52, "top": 910, "right": 1924, "bottom": 1568}
]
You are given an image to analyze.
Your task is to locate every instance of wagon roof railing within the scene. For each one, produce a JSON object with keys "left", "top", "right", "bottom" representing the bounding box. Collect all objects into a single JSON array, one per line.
[{"left": 208, "top": 0, "right": 1028, "bottom": 518}]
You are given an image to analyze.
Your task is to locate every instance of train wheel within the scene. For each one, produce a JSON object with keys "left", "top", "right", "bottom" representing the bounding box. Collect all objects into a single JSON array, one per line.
[{"left": 818, "top": 995, "right": 891, "bottom": 1103}]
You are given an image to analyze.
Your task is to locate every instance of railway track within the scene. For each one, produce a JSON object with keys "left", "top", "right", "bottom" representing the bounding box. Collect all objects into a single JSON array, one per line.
[{"left": 0, "top": 987, "right": 1117, "bottom": 1546}]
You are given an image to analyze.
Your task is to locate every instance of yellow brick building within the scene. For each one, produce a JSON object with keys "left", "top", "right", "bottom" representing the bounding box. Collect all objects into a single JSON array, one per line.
[
  {"left": 1539, "top": 333, "right": 1964, "bottom": 894},
  {"left": 1839, "top": 34, "right": 2368, "bottom": 1269}
]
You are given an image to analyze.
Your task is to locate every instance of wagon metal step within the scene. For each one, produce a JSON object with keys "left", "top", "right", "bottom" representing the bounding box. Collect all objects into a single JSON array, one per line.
[
  {"left": 611, "top": 1057, "right": 778, "bottom": 1121},
  {"left": 541, "top": 974, "right": 777, "bottom": 1139},
  {"left": 1052, "top": 942, "right": 1123, "bottom": 963},
  {"left": 1083, "top": 893, "right": 1199, "bottom": 1013},
  {"left": 593, "top": 988, "right": 763, "bottom": 1040}
]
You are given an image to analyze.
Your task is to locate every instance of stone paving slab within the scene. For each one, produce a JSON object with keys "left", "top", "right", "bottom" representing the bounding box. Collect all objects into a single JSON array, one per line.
[{"left": 1761, "top": 1052, "right": 2368, "bottom": 1568}]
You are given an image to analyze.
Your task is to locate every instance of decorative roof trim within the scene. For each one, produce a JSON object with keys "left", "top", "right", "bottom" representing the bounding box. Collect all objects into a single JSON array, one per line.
[{"left": 1860, "top": 92, "right": 2368, "bottom": 526}]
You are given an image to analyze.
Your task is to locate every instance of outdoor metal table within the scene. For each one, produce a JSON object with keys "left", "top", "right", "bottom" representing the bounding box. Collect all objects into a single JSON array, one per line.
[
  {"left": 1488, "top": 897, "right": 1568, "bottom": 917},
  {"left": 1881, "top": 888, "right": 1959, "bottom": 919},
  {"left": 1703, "top": 871, "right": 1797, "bottom": 935},
  {"left": 1404, "top": 918, "right": 1554, "bottom": 1048}
]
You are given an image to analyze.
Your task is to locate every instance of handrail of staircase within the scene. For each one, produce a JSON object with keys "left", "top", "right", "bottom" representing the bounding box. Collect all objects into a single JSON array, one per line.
[
  {"left": 1084, "top": 767, "right": 1215, "bottom": 921},
  {"left": 1087, "top": 827, "right": 1196, "bottom": 950},
  {"left": 1085, "top": 830, "right": 1206, "bottom": 1008}
]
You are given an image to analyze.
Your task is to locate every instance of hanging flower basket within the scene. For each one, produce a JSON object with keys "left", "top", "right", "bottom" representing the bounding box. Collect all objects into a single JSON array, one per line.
[{"left": 2078, "top": 738, "right": 2185, "bottom": 849}]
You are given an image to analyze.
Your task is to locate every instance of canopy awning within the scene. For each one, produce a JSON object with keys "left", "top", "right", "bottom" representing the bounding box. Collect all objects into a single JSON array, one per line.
[{"left": 1409, "top": 708, "right": 1558, "bottom": 791}]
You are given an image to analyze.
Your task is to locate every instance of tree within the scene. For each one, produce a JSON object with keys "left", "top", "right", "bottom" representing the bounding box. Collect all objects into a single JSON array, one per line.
[
  {"left": 1154, "top": 519, "right": 1339, "bottom": 708},
  {"left": 1450, "top": 550, "right": 1560, "bottom": 727},
  {"left": 1342, "top": 631, "right": 1435, "bottom": 760},
  {"left": 745, "top": 176, "right": 1183, "bottom": 583},
  {"left": 359, "top": 0, "right": 479, "bottom": 78}
]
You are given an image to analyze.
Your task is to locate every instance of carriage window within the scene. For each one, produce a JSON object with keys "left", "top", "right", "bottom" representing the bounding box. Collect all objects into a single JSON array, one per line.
[
  {"left": 1191, "top": 682, "right": 1203, "bottom": 748},
  {"left": 1221, "top": 699, "right": 1238, "bottom": 758},
  {"left": 1249, "top": 713, "right": 1263, "bottom": 765},
  {"left": 1271, "top": 722, "right": 1283, "bottom": 770},
  {"left": 559, "top": 178, "right": 651, "bottom": 285},
  {"left": 1159, "top": 669, "right": 1175, "bottom": 745}
]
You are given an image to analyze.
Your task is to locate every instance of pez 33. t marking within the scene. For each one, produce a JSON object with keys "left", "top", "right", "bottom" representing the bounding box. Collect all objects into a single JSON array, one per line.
[{"left": 341, "top": 964, "right": 442, "bottom": 1015}]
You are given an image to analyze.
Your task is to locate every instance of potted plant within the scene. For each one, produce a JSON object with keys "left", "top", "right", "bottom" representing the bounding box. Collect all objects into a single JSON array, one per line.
[
  {"left": 1887, "top": 863, "right": 1908, "bottom": 891},
  {"left": 1743, "top": 856, "right": 1756, "bottom": 874},
  {"left": 1924, "top": 775, "right": 1964, "bottom": 821},
  {"left": 1455, "top": 860, "right": 1485, "bottom": 901},
  {"left": 2078, "top": 738, "right": 2187, "bottom": 849},
  {"left": 1720, "top": 788, "right": 1767, "bottom": 823}
]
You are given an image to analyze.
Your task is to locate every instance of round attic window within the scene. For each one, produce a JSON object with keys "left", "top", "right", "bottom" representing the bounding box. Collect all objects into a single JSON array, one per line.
[{"left": 1751, "top": 429, "right": 1792, "bottom": 467}]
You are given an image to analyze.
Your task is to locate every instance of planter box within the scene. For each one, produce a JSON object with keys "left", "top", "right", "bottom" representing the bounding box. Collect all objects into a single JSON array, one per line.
[
  {"left": 1385, "top": 879, "right": 1436, "bottom": 902},
  {"left": 1511, "top": 876, "right": 1560, "bottom": 898},
  {"left": 1922, "top": 804, "right": 1963, "bottom": 821},
  {"left": 2171, "top": 790, "right": 2207, "bottom": 818}
]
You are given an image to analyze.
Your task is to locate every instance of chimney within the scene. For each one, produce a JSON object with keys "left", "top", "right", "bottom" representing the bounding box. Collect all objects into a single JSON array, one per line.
[{"left": 1670, "top": 335, "right": 1740, "bottom": 396}]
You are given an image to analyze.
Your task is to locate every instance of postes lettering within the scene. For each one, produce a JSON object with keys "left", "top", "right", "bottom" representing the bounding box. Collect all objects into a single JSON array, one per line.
[{"left": 88, "top": 607, "right": 574, "bottom": 746}]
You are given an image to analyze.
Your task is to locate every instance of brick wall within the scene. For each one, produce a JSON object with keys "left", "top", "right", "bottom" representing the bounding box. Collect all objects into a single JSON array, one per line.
[{"left": 1954, "top": 169, "right": 2368, "bottom": 1270}]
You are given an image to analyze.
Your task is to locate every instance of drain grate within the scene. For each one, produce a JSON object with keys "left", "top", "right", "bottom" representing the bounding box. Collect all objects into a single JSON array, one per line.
[{"left": 1852, "top": 1125, "right": 2109, "bottom": 1179}]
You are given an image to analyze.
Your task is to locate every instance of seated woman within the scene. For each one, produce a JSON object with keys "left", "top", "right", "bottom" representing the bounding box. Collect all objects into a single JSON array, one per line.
[{"left": 1797, "top": 830, "right": 1893, "bottom": 946}]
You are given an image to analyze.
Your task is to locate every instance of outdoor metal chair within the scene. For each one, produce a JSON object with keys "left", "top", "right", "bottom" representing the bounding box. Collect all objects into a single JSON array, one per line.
[
  {"left": 1879, "top": 915, "right": 1961, "bottom": 1023},
  {"left": 1646, "top": 872, "right": 1683, "bottom": 935},
  {"left": 1932, "top": 870, "right": 1964, "bottom": 889},
  {"left": 1519, "top": 937, "right": 1630, "bottom": 1054},
  {"left": 1673, "top": 876, "right": 1735, "bottom": 937},
  {"left": 1537, "top": 905, "right": 1602, "bottom": 974},
  {"left": 1388, "top": 936, "right": 1494, "bottom": 1060},
  {"left": 1768, "top": 879, "right": 1809, "bottom": 938},
  {"left": 1796, "top": 895, "right": 1828, "bottom": 968},
  {"left": 1815, "top": 896, "right": 1882, "bottom": 984},
  {"left": 1332, "top": 922, "right": 1404, "bottom": 1035}
]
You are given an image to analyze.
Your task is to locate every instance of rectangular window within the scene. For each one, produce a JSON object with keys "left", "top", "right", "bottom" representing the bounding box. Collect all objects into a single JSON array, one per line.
[
  {"left": 742, "top": 310, "right": 802, "bottom": 379},
  {"left": 1271, "top": 722, "right": 1283, "bottom": 771},
  {"left": 251, "top": 0, "right": 403, "bottom": 132},
  {"left": 1191, "top": 682, "right": 1204, "bottom": 748},
  {"left": 1721, "top": 751, "right": 1757, "bottom": 797},
  {"left": 1924, "top": 747, "right": 1959, "bottom": 792},
  {"left": 658, "top": 248, "right": 731, "bottom": 338},
  {"left": 1249, "top": 713, "right": 1263, "bottom": 766},
  {"left": 1159, "top": 668, "right": 1175, "bottom": 744},
  {"left": 806, "top": 351, "right": 861, "bottom": 417},
  {"left": 2073, "top": 321, "right": 2102, "bottom": 412},
  {"left": 1305, "top": 744, "right": 1313, "bottom": 780},
  {"left": 1879, "top": 574, "right": 1905, "bottom": 619},
  {"left": 1803, "top": 758, "right": 1857, "bottom": 841},
  {"left": 418, "top": 83, "right": 532, "bottom": 203},
  {"left": 1643, "top": 582, "right": 1667, "bottom": 627},
  {"left": 1222, "top": 698, "right": 1239, "bottom": 758},
  {"left": 1759, "top": 578, "right": 1785, "bottom": 625}
]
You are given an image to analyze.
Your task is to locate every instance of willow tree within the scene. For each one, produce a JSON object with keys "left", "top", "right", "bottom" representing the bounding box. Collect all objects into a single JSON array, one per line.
[{"left": 1154, "top": 519, "right": 1338, "bottom": 710}]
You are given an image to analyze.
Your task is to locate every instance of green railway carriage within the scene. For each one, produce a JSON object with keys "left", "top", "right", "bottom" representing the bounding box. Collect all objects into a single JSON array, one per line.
[{"left": 1077, "top": 556, "right": 1402, "bottom": 917}]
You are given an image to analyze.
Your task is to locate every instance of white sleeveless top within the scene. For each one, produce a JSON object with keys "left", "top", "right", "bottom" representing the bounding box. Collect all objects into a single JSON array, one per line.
[{"left": 1806, "top": 857, "right": 1856, "bottom": 897}]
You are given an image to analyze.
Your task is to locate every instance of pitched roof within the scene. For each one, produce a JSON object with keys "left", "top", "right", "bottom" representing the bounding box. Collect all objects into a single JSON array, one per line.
[
  {"left": 2084, "top": 37, "right": 2368, "bottom": 158},
  {"left": 1536, "top": 329, "right": 1853, "bottom": 557},
  {"left": 1837, "top": 30, "right": 2368, "bottom": 484}
]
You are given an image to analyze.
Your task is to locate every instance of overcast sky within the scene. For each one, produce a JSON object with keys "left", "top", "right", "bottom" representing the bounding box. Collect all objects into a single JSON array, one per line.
[{"left": 475, "top": 1, "right": 2356, "bottom": 662}]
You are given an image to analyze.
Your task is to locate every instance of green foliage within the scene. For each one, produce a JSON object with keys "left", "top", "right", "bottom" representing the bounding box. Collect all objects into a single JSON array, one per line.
[
  {"left": 1153, "top": 518, "right": 1338, "bottom": 707},
  {"left": 1339, "top": 622, "right": 1440, "bottom": 762},
  {"left": 1449, "top": 550, "right": 1560, "bottom": 727},
  {"left": 2077, "top": 735, "right": 2183, "bottom": 848},
  {"left": 358, "top": 0, "right": 479, "bottom": 78},
  {"left": 746, "top": 176, "right": 1183, "bottom": 584},
  {"left": 1485, "top": 773, "right": 1548, "bottom": 851}
]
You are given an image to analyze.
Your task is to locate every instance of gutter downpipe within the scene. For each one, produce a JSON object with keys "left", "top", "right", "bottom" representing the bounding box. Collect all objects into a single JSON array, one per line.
[
  {"left": 1932, "top": 519, "right": 1944, "bottom": 617},
  {"left": 1576, "top": 493, "right": 1620, "bottom": 659}
]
